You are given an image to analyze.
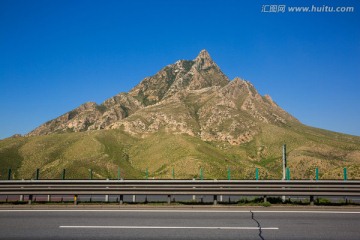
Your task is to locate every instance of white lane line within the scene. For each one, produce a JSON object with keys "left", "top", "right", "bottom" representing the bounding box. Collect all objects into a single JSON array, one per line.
[
  {"left": 252, "top": 211, "right": 360, "bottom": 214},
  {"left": 0, "top": 210, "right": 249, "bottom": 213},
  {"left": 59, "top": 226, "right": 279, "bottom": 230},
  {"left": 1, "top": 209, "right": 360, "bottom": 214}
]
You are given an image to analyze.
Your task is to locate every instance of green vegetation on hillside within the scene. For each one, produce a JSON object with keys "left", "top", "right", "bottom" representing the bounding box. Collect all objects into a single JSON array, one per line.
[{"left": 1, "top": 125, "right": 359, "bottom": 180}]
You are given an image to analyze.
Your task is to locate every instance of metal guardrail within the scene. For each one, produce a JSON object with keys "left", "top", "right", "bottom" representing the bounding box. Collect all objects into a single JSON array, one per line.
[{"left": 1, "top": 180, "right": 359, "bottom": 204}]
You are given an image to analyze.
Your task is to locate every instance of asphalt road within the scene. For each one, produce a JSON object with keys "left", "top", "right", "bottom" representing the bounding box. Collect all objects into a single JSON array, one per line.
[{"left": 0, "top": 208, "right": 359, "bottom": 239}]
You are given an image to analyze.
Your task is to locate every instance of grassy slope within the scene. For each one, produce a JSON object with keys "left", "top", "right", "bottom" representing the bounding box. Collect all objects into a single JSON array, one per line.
[
  {"left": 0, "top": 137, "right": 27, "bottom": 179},
  {"left": 0, "top": 126, "right": 359, "bottom": 180}
]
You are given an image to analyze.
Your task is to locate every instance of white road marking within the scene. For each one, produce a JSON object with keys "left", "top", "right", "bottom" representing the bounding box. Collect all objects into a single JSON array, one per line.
[
  {"left": 59, "top": 225, "right": 279, "bottom": 230},
  {"left": 0, "top": 210, "right": 250, "bottom": 213},
  {"left": 253, "top": 211, "right": 360, "bottom": 214},
  {"left": 0, "top": 209, "right": 360, "bottom": 214}
]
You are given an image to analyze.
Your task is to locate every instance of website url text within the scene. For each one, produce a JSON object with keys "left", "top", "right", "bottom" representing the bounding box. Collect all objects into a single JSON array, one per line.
[{"left": 261, "top": 5, "right": 355, "bottom": 13}]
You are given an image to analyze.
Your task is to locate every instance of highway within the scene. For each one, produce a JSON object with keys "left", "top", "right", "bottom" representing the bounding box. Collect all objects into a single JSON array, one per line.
[{"left": 0, "top": 207, "right": 359, "bottom": 239}]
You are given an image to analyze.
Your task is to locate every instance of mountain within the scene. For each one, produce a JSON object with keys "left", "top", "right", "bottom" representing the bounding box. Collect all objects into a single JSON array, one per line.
[
  {"left": 29, "top": 49, "right": 233, "bottom": 136},
  {"left": 1, "top": 50, "right": 360, "bottom": 180},
  {"left": 27, "top": 50, "right": 298, "bottom": 145}
]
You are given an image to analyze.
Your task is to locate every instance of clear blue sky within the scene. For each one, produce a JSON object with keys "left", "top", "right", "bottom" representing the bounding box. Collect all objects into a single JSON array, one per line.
[{"left": 1, "top": 0, "right": 359, "bottom": 139}]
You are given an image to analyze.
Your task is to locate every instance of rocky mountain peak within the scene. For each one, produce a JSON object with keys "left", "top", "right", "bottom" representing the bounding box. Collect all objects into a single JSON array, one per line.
[
  {"left": 28, "top": 50, "right": 298, "bottom": 144},
  {"left": 193, "top": 49, "right": 216, "bottom": 70},
  {"left": 195, "top": 49, "right": 211, "bottom": 61},
  {"left": 128, "top": 50, "right": 229, "bottom": 105}
]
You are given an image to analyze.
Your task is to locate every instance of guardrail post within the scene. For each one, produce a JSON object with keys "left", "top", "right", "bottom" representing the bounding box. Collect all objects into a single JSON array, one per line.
[
  {"left": 227, "top": 167, "right": 231, "bottom": 180},
  {"left": 213, "top": 195, "right": 217, "bottom": 205},
  {"left": 7, "top": 169, "right": 12, "bottom": 180},
  {"left": 220, "top": 186, "right": 223, "bottom": 202},
  {"left": 344, "top": 167, "right": 347, "bottom": 181},
  {"left": 264, "top": 195, "right": 267, "bottom": 203},
  {"left": 119, "top": 195, "right": 123, "bottom": 205},
  {"left": 35, "top": 168, "right": 40, "bottom": 180},
  {"left": 256, "top": 168, "right": 259, "bottom": 180},
  {"left": 310, "top": 195, "right": 314, "bottom": 206},
  {"left": 192, "top": 178, "right": 196, "bottom": 201},
  {"left": 19, "top": 181, "right": 24, "bottom": 202},
  {"left": 132, "top": 194, "right": 136, "bottom": 203},
  {"left": 105, "top": 180, "right": 109, "bottom": 202},
  {"left": 315, "top": 168, "right": 319, "bottom": 180},
  {"left": 74, "top": 195, "right": 78, "bottom": 205},
  {"left": 167, "top": 195, "right": 171, "bottom": 204},
  {"left": 28, "top": 195, "right": 33, "bottom": 205},
  {"left": 62, "top": 169, "right": 66, "bottom": 180}
]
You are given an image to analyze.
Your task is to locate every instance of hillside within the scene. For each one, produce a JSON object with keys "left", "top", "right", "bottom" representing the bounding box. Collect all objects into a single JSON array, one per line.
[{"left": 1, "top": 50, "right": 360, "bottom": 180}]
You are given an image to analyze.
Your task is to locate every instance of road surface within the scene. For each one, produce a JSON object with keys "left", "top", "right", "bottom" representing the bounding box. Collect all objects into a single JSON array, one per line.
[{"left": 0, "top": 207, "right": 359, "bottom": 239}]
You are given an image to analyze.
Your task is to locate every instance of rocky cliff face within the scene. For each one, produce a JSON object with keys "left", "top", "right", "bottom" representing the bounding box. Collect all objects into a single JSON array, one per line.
[
  {"left": 28, "top": 93, "right": 143, "bottom": 135},
  {"left": 28, "top": 50, "right": 299, "bottom": 145}
]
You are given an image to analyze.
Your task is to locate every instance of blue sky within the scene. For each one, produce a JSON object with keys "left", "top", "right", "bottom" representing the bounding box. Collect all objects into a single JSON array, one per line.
[{"left": 1, "top": 0, "right": 359, "bottom": 139}]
